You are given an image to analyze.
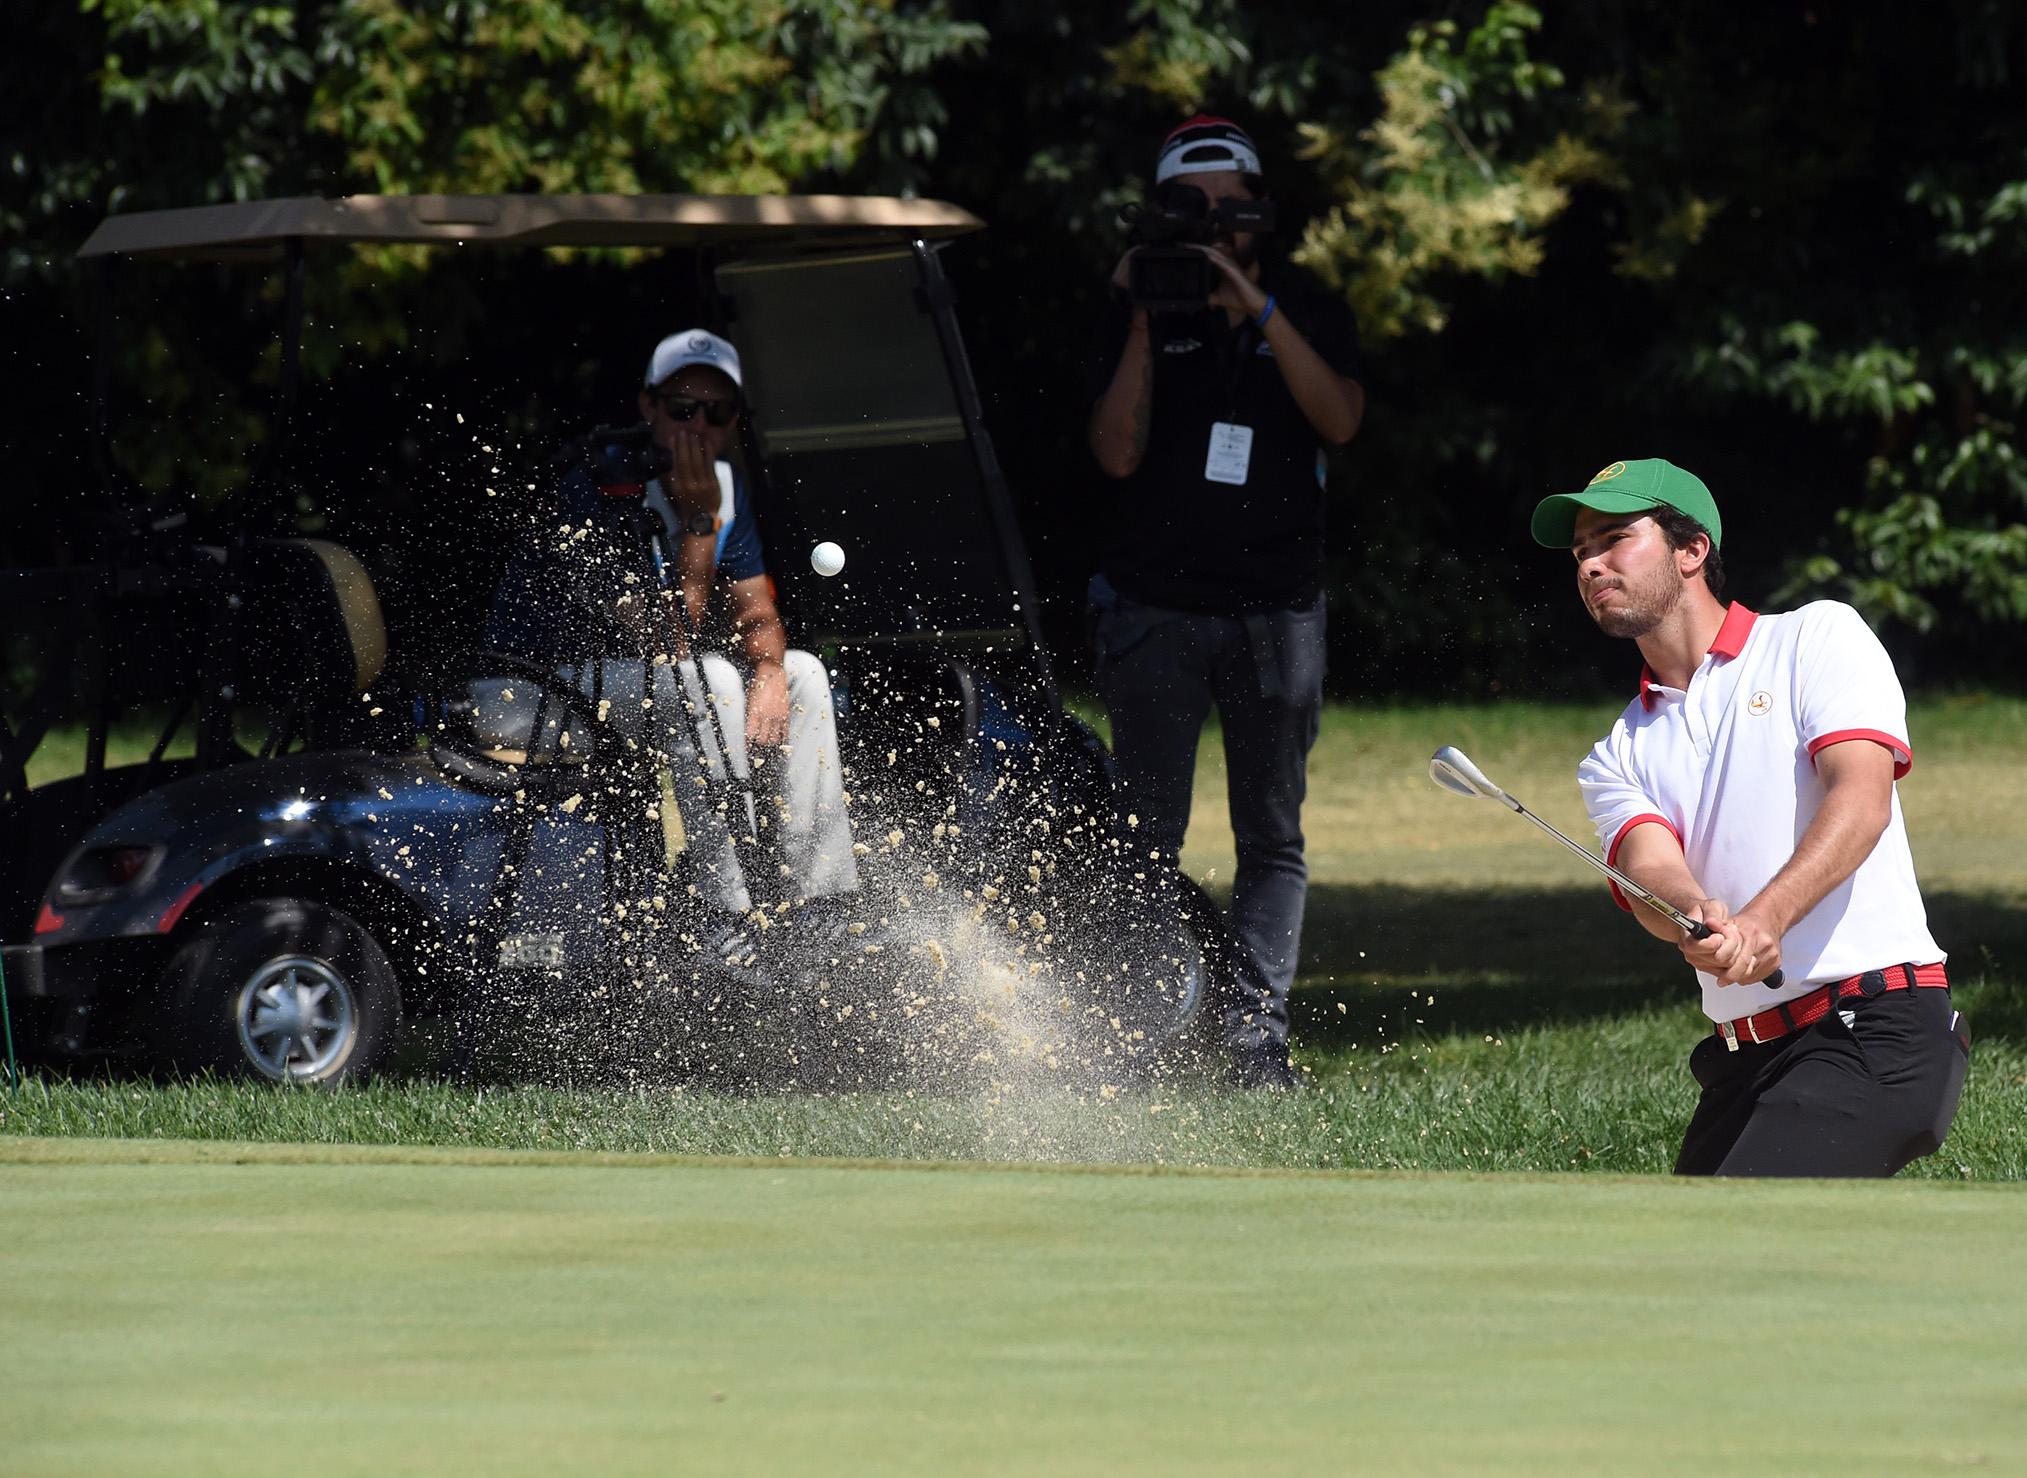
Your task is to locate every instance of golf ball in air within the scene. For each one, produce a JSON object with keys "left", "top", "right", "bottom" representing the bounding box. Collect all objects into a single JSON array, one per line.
[{"left": 811, "top": 541, "right": 846, "bottom": 577}]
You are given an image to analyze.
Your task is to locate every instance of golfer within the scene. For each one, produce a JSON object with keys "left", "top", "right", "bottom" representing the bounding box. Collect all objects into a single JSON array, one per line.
[
  {"left": 1085, "top": 116, "right": 1364, "bottom": 1089},
  {"left": 488, "top": 329, "right": 858, "bottom": 979},
  {"left": 1534, "top": 459, "right": 1968, "bottom": 1176}
]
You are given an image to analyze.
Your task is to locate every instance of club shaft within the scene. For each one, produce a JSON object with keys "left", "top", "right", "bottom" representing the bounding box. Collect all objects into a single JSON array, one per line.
[
  {"left": 642, "top": 520, "right": 754, "bottom": 812},
  {"left": 1510, "top": 804, "right": 1702, "bottom": 933},
  {"left": 1508, "top": 799, "right": 1785, "bottom": 990}
]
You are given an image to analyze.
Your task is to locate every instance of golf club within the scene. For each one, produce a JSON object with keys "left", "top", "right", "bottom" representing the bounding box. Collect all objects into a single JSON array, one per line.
[{"left": 1428, "top": 745, "right": 1784, "bottom": 989}]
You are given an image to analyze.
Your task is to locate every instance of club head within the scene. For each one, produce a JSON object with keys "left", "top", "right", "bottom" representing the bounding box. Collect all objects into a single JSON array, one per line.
[{"left": 1429, "top": 746, "right": 1509, "bottom": 804}]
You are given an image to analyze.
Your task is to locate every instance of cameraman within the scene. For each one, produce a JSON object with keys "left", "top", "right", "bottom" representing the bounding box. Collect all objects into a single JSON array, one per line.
[
  {"left": 1085, "top": 116, "right": 1364, "bottom": 1090},
  {"left": 487, "top": 330, "right": 858, "bottom": 980}
]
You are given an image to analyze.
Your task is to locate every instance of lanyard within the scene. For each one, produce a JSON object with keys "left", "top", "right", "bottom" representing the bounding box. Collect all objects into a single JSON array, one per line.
[{"left": 1221, "top": 314, "right": 1262, "bottom": 423}]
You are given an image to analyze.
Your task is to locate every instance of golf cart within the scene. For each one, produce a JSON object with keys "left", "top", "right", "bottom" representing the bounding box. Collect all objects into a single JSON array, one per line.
[{"left": 0, "top": 193, "right": 1234, "bottom": 1086}]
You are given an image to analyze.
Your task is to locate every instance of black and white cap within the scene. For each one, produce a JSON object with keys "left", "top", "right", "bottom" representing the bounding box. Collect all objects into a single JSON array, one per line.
[
  {"left": 1154, "top": 114, "right": 1262, "bottom": 184},
  {"left": 645, "top": 328, "right": 743, "bottom": 390}
]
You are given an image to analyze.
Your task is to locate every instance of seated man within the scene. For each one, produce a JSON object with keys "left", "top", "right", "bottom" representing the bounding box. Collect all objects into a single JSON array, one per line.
[{"left": 487, "top": 329, "right": 857, "bottom": 978}]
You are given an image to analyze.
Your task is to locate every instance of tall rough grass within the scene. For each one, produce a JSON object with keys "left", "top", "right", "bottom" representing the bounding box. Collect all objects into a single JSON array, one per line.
[{"left": 6, "top": 990, "right": 2020, "bottom": 1177}]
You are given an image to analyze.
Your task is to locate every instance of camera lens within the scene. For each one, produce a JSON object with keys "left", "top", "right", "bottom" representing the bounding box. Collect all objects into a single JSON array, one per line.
[{"left": 1129, "top": 249, "right": 1216, "bottom": 313}]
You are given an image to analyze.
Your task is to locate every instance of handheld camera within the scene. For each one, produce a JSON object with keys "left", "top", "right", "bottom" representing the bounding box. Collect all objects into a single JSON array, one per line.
[{"left": 1121, "top": 185, "right": 1276, "bottom": 314}]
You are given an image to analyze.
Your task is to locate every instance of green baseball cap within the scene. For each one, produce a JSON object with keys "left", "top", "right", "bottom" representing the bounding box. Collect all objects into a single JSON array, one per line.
[{"left": 1530, "top": 458, "right": 1722, "bottom": 549}]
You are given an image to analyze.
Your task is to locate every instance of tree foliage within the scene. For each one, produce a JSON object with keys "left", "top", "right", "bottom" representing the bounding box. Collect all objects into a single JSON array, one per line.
[
  {"left": 312, "top": 0, "right": 982, "bottom": 201},
  {"left": 1292, "top": 5, "right": 1618, "bottom": 340},
  {"left": 68, "top": 0, "right": 981, "bottom": 215},
  {"left": 9, "top": 0, "right": 2027, "bottom": 692}
]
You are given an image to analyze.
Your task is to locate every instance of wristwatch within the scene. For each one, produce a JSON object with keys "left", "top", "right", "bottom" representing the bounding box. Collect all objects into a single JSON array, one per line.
[{"left": 685, "top": 509, "right": 717, "bottom": 538}]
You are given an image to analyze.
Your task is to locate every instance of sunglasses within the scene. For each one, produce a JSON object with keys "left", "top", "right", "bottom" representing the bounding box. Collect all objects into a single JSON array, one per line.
[{"left": 656, "top": 393, "right": 740, "bottom": 427}]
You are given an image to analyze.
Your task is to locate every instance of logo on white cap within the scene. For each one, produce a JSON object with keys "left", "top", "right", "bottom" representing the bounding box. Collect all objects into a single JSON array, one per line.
[
  {"left": 646, "top": 328, "right": 743, "bottom": 389},
  {"left": 1155, "top": 114, "right": 1263, "bottom": 184}
]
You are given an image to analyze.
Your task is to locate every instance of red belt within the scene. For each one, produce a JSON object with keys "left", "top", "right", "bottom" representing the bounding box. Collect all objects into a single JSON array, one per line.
[{"left": 1715, "top": 962, "right": 1949, "bottom": 1051}]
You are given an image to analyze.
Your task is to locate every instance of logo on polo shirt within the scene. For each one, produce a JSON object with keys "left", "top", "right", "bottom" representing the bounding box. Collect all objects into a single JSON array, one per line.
[
  {"left": 1589, "top": 461, "right": 1627, "bottom": 485},
  {"left": 1748, "top": 690, "right": 1773, "bottom": 716}
]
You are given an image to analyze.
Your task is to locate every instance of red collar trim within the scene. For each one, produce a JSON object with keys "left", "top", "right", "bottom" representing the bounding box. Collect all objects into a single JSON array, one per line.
[
  {"left": 1638, "top": 604, "right": 1758, "bottom": 711},
  {"left": 1708, "top": 602, "right": 1758, "bottom": 659}
]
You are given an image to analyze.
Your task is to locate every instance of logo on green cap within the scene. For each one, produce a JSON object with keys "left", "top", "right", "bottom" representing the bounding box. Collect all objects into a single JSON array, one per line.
[{"left": 1529, "top": 457, "right": 1723, "bottom": 549}]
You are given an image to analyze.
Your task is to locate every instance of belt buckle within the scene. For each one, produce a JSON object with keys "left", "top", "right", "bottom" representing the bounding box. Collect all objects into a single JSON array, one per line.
[{"left": 1718, "top": 1018, "right": 1739, "bottom": 1053}]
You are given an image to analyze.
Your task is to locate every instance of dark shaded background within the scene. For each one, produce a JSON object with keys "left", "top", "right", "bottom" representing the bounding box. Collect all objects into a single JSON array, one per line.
[{"left": 6, "top": 0, "right": 2026, "bottom": 708}]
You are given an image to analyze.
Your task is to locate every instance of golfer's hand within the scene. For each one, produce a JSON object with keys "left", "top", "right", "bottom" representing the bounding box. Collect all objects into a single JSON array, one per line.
[
  {"left": 1685, "top": 903, "right": 1784, "bottom": 987},
  {"left": 1189, "top": 244, "right": 1270, "bottom": 318},
  {"left": 745, "top": 662, "right": 789, "bottom": 749},
  {"left": 1676, "top": 898, "right": 1730, "bottom": 974},
  {"left": 661, "top": 432, "right": 718, "bottom": 524},
  {"left": 1715, "top": 911, "right": 1783, "bottom": 986}
]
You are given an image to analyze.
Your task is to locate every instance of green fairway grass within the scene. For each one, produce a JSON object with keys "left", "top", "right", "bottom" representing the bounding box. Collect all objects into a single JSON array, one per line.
[{"left": 3, "top": 1138, "right": 2025, "bottom": 1476}]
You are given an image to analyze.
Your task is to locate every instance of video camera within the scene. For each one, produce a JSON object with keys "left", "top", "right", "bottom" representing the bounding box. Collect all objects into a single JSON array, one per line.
[
  {"left": 1120, "top": 184, "right": 1276, "bottom": 314},
  {"left": 555, "top": 422, "right": 672, "bottom": 490}
]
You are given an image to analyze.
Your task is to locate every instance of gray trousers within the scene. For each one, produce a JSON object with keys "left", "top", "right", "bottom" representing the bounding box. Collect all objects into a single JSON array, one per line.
[{"left": 1087, "top": 576, "right": 1324, "bottom": 1050}]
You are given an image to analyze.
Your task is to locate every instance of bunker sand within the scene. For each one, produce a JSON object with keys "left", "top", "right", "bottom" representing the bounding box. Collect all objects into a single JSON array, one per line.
[{"left": 4, "top": 1141, "right": 2024, "bottom": 1475}]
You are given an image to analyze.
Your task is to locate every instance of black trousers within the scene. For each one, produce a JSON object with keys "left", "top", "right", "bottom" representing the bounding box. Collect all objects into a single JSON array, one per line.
[{"left": 1676, "top": 985, "right": 1970, "bottom": 1177}]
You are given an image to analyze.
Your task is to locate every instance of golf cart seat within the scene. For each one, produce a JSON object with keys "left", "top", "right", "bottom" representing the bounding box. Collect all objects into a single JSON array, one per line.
[{"left": 238, "top": 539, "right": 387, "bottom": 712}]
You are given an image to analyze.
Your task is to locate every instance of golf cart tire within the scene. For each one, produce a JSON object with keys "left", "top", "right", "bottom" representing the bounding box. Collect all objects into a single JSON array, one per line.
[
  {"left": 153, "top": 898, "right": 403, "bottom": 1085},
  {"left": 1155, "top": 873, "right": 1238, "bottom": 1064}
]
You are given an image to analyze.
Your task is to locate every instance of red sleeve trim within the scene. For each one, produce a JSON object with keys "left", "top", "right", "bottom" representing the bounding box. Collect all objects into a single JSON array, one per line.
[
  {"left": 1604, "top": 814, "right": 1680, "bottom": 912},
  {"left": 1807, "top": 728, "right": 1912, "bottom": 781}
]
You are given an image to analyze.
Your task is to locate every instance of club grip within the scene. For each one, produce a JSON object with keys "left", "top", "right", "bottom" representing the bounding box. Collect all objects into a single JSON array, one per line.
[{"left": 1683, "top": 921, "right": 1786, "bottom": 989}]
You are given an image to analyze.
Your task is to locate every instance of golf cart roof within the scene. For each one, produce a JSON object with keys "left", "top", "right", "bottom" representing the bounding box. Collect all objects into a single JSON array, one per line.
[{"left": 78, "top": 193, "right": 984, "bottom": 261}]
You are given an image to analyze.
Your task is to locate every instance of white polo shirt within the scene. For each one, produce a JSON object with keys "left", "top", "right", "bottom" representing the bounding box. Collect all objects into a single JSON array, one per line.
[{"left": 1579, "top": 600, "right": 1942, "bottom": 1022}]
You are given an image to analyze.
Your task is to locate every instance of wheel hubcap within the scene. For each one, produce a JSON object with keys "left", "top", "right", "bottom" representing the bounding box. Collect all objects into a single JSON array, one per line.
[{"left": 235, "top": 955, "right": 357, "bottom": 1082}]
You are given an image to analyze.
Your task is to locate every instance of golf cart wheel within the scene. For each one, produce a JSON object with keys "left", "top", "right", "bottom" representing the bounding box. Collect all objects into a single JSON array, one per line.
[
  {"left": 1125, "top": 886, "right": 1217, "bottom": 1050},
  {"left": 1127, "top": 872, "right": 1236, "bottom": 1066},
  {"left": 155, "top": 898, "right": 402, "bottom": 1085}
]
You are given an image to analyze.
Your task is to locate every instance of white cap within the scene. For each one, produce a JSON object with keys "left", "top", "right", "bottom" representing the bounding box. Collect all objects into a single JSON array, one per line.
[
  {"left": 645, "top": 328, "right": 742, "bottom": 390},
  {"left": 1154, "top": 115, "right": 1262, "bottom": 184}
]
